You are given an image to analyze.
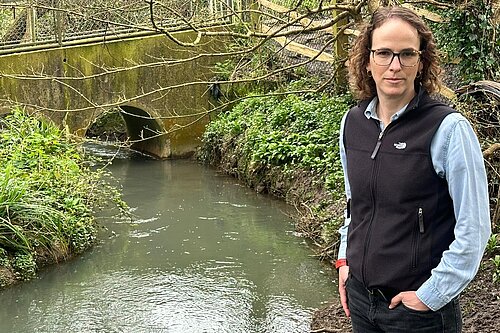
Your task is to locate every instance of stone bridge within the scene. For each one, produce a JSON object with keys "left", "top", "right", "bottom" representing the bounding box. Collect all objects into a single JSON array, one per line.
[
  {"left": 0, "top": 1, "right": 235, "bottom": 158},
  {"left": 0, "top": 30, "right": 228, "bottom": 158}
]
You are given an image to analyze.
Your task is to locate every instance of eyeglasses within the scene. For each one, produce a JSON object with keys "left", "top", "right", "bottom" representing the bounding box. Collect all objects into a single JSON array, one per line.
[{"left": 369, "top": 48, "right": 422, "bottom": 67}]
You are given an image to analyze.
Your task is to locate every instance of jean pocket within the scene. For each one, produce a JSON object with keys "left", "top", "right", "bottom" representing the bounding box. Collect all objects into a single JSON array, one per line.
[{"left": 401, "top": 303, "right": 433, "bottom": 314}]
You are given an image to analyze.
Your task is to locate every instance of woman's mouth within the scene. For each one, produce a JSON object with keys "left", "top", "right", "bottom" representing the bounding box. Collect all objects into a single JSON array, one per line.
[{"left": 385, "top": 77, "right": 403, "bottom": 83}]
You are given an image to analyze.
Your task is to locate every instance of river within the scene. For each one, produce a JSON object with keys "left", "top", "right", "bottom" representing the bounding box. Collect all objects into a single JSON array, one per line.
[{"left": 0, "top": 145, "right": 337, "bottom": 333}]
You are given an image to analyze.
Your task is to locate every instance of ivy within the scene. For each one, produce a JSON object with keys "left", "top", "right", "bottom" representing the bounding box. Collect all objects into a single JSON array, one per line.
[{"left": 431, "top": 1, "right": 500, "bottom": 83}]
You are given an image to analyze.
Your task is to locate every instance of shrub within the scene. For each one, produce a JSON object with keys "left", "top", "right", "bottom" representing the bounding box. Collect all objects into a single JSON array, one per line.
[
  {"left": 201, "top": 84, "right": 353, "bottom": 194},
  {"left": 0, "top": 109, "right": 127, "bottom": 285}
]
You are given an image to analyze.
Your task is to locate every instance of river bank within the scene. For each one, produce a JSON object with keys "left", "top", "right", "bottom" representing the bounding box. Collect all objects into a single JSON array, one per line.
[{"left": 0, "top": 110, "right": 127, "bottom": 289}]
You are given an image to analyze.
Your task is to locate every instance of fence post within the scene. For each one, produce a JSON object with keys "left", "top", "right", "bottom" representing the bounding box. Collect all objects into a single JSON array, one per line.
[
  {"left": 27, "top": 6, "right": 37, "bottom": 43},
  {"left": 229, "top": 0, "right": 239, "bottom": 24},
  {"left": 332, "top": 0, "right": 348, "bottom": 89},
  {"left": 249, "top": 0, "right": 261, "bottom": 32},
  {"left": 54, "top": 0, "right": 64, "bottom": 46}
]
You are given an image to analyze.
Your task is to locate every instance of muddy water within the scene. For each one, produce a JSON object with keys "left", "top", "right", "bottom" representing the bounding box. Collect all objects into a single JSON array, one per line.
[{"left": 0, "top": 147, "right": 337, "bottom": 333}]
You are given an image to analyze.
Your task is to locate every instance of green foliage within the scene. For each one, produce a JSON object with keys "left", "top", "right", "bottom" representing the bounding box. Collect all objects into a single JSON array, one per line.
[
  {"left": 486, "top": 233, "right": 500, "bottom": 256},
  {"left": 454, "top": 96, "right": 499, "bottom": 237},
  {"left": 0, "top": 109, "right": 127, "bottom": 284},
  {"left": 432, "top": 1, "right": 500, "bottom": 83},
  {"left": 215, "top": 38, "right": 278, "bottom": 82},
  {"left": 200, "top": 80, "right": 353, "bottom": 194},
  {"left": 0, "top": 248, "right": 9, "bottom": 267},
  {"left": 12, "top": 253, "right": 36, "bottom": 281},
  {"left": 248, "top": 94, "right": 347, "bottom": 181},
  {"left": 491, "top": 255, "right": 500, "bottom": 284},
  {"left": 214, "top": 59, "right": 236, "bottom": 81}
]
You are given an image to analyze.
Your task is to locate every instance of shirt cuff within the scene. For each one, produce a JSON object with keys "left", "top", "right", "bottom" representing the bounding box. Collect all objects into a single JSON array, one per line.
[{"left": 416, "top": 279, "right": 451, "bottom": 311}]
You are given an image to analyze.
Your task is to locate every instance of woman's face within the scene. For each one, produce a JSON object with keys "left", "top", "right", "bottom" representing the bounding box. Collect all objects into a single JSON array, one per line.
[{"left": 367, "top": 18, "right": 423, "bottom": 103}]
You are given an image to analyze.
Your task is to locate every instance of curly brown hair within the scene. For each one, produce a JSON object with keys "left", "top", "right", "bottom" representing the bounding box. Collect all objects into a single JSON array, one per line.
[{"left": 348, "top": 6, "right": 442, "bottom": 100}]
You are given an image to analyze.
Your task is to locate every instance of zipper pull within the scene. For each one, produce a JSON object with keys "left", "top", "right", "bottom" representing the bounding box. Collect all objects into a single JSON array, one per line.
[
  {"left": 418, "top": 208, "right": 425, "bottom": 233},
  {"left": 371, "top": 131, "right": 384, "bottom": 159}
]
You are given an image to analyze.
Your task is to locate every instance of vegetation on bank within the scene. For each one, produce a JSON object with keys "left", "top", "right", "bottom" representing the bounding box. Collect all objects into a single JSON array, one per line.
[{"left": 0, "top": 110, "right": 126, "bottom": 287}]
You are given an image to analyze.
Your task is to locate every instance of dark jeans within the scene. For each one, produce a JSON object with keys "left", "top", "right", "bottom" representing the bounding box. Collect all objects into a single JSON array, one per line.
[{"left": 346, "top": 274, "right": 462, "bottom": 332}]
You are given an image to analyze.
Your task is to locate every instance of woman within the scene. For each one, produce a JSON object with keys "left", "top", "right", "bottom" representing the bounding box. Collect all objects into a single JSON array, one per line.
[{"left": 335, "top": 6, "right": 491, "bottom": 332}]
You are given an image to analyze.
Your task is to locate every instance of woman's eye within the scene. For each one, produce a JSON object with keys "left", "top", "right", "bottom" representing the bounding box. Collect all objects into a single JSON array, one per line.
[
  {"left": 376, "top": 50, "right": 392, "bottom": 57},
  {"left": 401, "top": 51, "right": 417, "bottom": 58}
]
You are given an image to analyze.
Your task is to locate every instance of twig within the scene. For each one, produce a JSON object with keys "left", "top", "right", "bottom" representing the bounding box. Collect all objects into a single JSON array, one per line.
[{"left": 483, "top": 143, "right": 500, "bottom": 159}]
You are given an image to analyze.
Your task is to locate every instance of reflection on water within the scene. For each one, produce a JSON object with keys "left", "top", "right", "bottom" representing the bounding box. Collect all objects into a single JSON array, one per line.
[{"left": 0, "top": 144, "right": 336, "bottom": 333}]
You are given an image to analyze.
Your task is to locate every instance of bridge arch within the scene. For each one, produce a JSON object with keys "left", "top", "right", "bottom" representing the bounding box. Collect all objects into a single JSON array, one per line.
[{"left": 119, "top": 105, "right": 169, "bottom": 159}]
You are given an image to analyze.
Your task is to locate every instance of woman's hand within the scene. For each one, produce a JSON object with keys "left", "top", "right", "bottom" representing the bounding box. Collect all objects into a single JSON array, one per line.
[
  {"left": 389, "top": 291, "right": 430, "bottom": 311},
  {"left": 338, "top": 265, "right": 350, "bottom": 317}
]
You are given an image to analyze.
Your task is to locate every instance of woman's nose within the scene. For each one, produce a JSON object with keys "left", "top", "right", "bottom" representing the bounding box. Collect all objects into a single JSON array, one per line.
[{"left": 389, "top": 55, "right": 403, "bottom": 71}]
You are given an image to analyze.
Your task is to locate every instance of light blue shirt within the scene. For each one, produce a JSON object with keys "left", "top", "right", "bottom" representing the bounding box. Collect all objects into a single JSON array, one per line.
[{"left": 338, "top": 97, "right": 491, "bottom": 311}]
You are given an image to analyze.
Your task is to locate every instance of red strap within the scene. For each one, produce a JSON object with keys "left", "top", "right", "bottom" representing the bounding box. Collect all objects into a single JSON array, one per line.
[{"left": 335, "top": 259, "right": 347, "bottom": 269}]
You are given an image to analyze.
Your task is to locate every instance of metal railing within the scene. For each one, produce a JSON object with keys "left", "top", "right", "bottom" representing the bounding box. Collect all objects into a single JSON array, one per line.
[{"left": 0, "top": 0, "right": 238, "bottom": 52}]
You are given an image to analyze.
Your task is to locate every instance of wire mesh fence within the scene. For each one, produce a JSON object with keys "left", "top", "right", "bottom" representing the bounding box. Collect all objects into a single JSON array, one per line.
[{"left": 0, "top": 0, "right": 239, "bottom": 51}]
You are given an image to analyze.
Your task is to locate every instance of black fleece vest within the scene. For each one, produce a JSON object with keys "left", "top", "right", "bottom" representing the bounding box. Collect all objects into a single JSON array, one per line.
[{"left": 344, "top": 90, "right": 456, "bottom": 291}]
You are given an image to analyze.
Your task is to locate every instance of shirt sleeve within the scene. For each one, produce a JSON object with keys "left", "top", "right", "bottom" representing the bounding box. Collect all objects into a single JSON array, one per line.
[
  {"left": 337, "top": 111, "right": 351, "bottom": 260},
  {"left": 416, "top": 113, "right": 491, "bottom": 311}
]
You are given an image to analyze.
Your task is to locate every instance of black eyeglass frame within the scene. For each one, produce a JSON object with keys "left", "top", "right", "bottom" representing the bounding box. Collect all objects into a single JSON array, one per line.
[{"left": 368, "top": 48, "right": 422, "bottom": 67}]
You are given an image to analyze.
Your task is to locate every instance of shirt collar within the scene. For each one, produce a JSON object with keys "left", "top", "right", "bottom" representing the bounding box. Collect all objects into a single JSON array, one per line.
[{"left": 364, "top": 96, "right": 410, "bottom": 123}]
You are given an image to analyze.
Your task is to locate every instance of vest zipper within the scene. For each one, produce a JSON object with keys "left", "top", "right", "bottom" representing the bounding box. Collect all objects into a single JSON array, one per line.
[
  {"left": 412, "top": 207, "right": 424, "bottom": 268},
  {"left": 418, "top": 207, "right": 425, "bottom": 233},
  {"left": 371, "top": 111, "right": 407, "bottom": 160},
  {"left": 362, "top": 137, "right": 382, "bottom": 284},
  {"left": 371, "top": 130, "right": 384, "bottom": 159},
  {"left": 364, "top": 120, "right": 393, "bottom": 282}
]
